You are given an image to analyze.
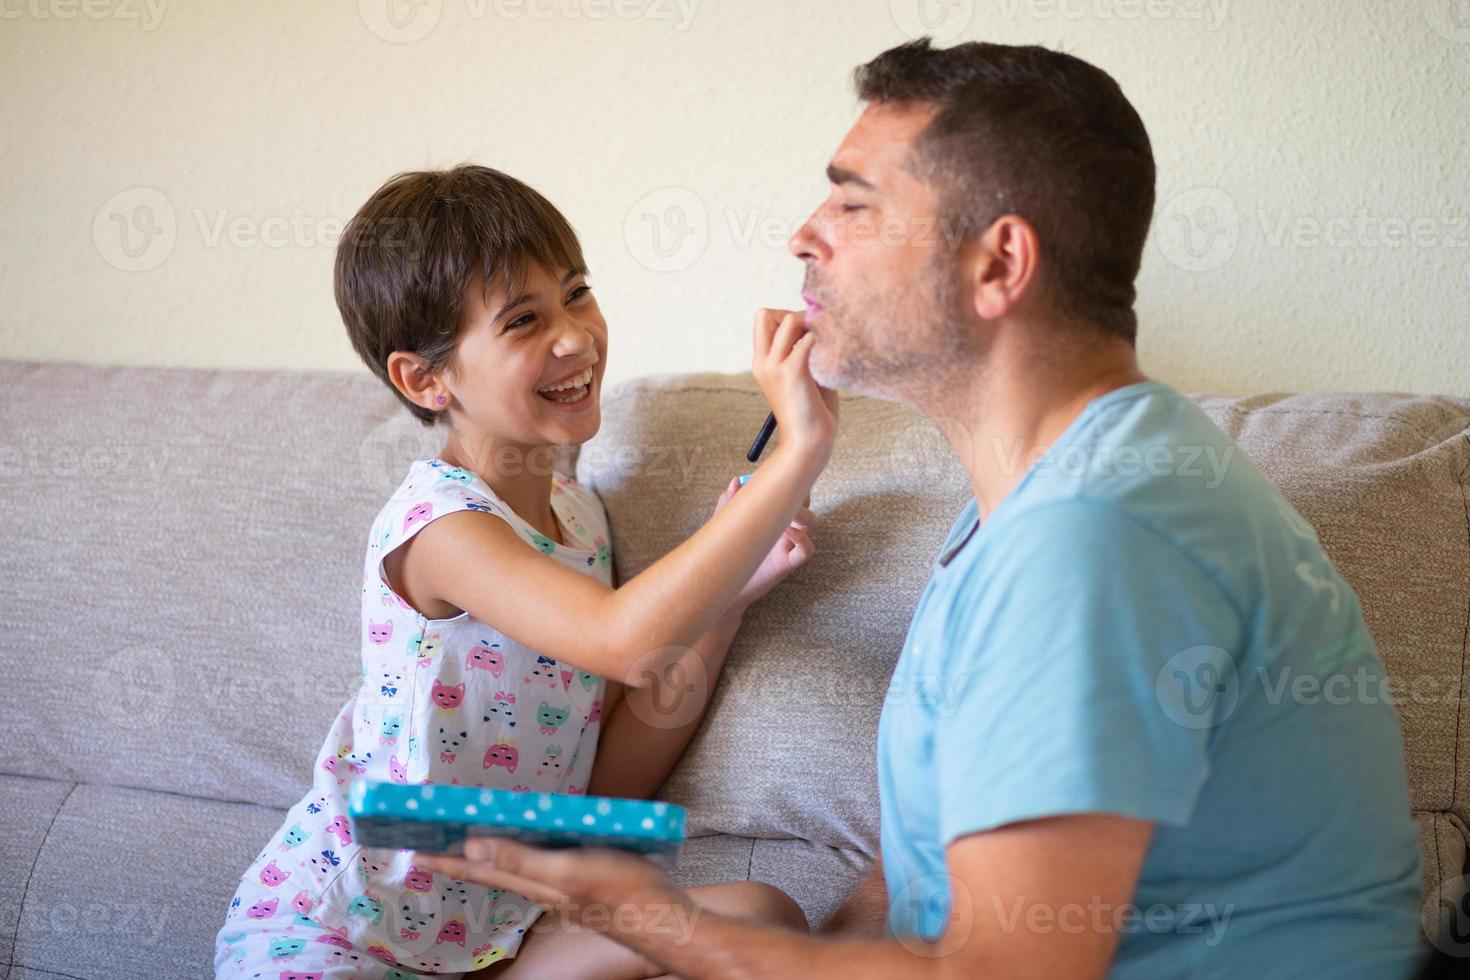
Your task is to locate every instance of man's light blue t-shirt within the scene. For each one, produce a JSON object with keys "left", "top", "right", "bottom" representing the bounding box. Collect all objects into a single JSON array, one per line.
[{"left": 876, "top": 381, "right": 1424, "bottom": 978}]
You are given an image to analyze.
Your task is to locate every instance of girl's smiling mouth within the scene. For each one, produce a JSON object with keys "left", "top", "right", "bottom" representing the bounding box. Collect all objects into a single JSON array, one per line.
[{"left": 537, "top": 362, "right": 597, "bottom": 406}]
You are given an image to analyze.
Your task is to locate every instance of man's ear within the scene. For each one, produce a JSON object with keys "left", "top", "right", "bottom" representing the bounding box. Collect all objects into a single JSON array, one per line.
[
  {"left": 968, "top": 214, "right": 1040, "bottom": 321},
  {"left": 386, "top": 351, "right": 449, "bottom": 414}
]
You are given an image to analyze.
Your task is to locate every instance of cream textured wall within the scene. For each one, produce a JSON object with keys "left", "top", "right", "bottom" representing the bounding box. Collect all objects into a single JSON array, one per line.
[{"left": 1, "top": 0, "right": 1466, "bottom": 397}]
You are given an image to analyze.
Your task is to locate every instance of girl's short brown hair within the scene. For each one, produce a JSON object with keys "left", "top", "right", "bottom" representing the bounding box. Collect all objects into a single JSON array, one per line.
[{"left": 335, "top": 164, "right": 586, "bottom": 425}]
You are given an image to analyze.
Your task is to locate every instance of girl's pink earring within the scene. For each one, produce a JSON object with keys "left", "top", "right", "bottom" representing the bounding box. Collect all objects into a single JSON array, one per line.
[{"left": 436, "top": 395, "right": 447, "bottom": 406}]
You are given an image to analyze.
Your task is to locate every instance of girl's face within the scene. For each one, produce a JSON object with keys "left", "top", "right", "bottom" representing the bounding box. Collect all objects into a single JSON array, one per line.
[{"left": 445, "top": 261, "right": 608, "bottom": 457}]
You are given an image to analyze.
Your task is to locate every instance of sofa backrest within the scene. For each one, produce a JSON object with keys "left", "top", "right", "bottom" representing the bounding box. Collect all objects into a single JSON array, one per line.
[{"left": 2, "top": 360, "right": 1465, "bottom": 908}]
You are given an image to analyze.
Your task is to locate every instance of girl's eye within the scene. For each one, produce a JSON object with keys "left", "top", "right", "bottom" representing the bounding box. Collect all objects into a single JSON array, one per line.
[
  {"left": 840, "top": 204, "right": 866, "bottom": 213},
  {"left": 568, "top": 284, "right": 592, "bottom": 302},
  {"left": 506, "top": 313, "right": 535, "bottom": 331}
]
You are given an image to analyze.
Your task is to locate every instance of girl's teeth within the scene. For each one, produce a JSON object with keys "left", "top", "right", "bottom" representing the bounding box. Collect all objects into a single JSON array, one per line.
[{"left": 544, "top": 385, "right": 589, "bottom": 404}]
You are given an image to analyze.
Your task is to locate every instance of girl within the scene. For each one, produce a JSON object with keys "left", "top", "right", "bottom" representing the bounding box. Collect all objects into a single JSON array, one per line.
[{"left": 213, "top": 164, "right": 836, "bottom": 978}]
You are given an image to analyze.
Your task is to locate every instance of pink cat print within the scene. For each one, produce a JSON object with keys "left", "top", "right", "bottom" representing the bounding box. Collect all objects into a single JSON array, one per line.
[
  {"left": 483, "top": 742, "right": 519, "bottom": 774},
  {"left": 431, "top": 680, "right": 465, "bottom": 709},
  {"left": 403, "top": 502, "right": 433, "bottom": 532},
  {"left": 259, "top": 860, "right": 291, "bottom": 887},
  {"left": 326, "top": 815, "right": 352, "bottom": 847},
  {"left": 246, "top": 897, "right": 278, "bottom": 919},
  {"left": 465, "top": 642, "right": 503, "bottom": 675},
  {"left": 404, "top": 864, "right": 434, "bottom": 892}
]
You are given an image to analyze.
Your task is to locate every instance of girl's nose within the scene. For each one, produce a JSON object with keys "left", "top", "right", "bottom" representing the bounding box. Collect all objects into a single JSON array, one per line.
[{"left": 551, "top": 319, "right": 595, "bottom": 358}]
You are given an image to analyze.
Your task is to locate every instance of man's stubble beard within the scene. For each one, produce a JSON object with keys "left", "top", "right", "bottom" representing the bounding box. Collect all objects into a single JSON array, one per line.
[{"left": 807, "top": 254, "right": 977, "bottom": 409}]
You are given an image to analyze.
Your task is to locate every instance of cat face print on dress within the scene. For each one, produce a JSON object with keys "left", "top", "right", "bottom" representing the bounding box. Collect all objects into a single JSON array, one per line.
[
  {"left": 246, "top": 896, "right": 279, "bottom": 919},
  {"left": 309, "top": 850, "right": 342, "bottom": 880},
  {"left": 536, "top": 701, "right": 570, "bottom": 735},
  {"left": 439, "top": 727, "right": 467, "bottom": 763},
  {"left": 347, "top": 895, "right": 384, "bottom": 924},
  {"left": 326, "top": 815, "right": 353, "bottom": 847},
  {"left": 483, "top": 741, "right": 519, "bottom": 773},
  {"left": 398, "top": 903, "right": 436, "bottom": 941},
  {"left": 343, "top": 748, "right": 372, "bottom": 775},
  {"left": 431, "top": 680, "right": 465, "bottom": 709},
  {"left": 483, "top": 691, "right": 516, "bottom": 728},
  {"left": 403, "top": 865, "right": 434, "bottom": 893},
  {"left": 437, "top": 919, "right": 468, "bottom": 946},
  {"left": 472, "top": 944, "right": 510, "bottom": 969},
  {"left": 536, "top": 744, "right": 564, "bottom": 778},
  {"left": 379, "top": 670, "right": 403, "bottom": 698},
  {"left": 525, "top": 655, "right": 559, "bottom": 689},
  {"left": 368, "top": 619, "right": 394, "bottom": 644},
  {"left": 465, "top": 641, "right": 503, "bottom": 675},
  {"left": 403, "top": 501, "right": 433, "bottom": 532},
  {"left": 414, "top": 632, "right": 444, "bottom": 667},
  {"left": 267, "top": 937, "right": 307, "bottom": 958},
  {"left": 259, "top": 860, "right": 292, "bottom": 887}
]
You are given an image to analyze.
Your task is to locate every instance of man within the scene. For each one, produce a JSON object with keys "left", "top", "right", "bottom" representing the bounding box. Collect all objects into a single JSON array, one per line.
[{"left": 419, "top": 38, "right": 1426, "bottom": 978}]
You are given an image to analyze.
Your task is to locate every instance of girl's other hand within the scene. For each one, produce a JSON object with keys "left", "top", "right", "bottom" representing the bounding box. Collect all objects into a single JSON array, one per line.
[
  {"left": 752, "top": 308, "right": 839, "bottom": 465},
  {"left": 715, "top": 475, "right": 815, "bottom": 615}
]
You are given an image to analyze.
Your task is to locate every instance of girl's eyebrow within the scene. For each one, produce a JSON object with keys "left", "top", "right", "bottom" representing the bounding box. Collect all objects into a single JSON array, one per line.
[{"left": 495, "top": 266, "right": 590, "bottom": 319}]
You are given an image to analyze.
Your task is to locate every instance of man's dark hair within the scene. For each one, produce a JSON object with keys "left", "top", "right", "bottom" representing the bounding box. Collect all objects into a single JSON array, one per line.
[
  {"left": 855, "top": 38, "right": 1155, "bottom": 345},
  {"left": 335, "top": 164, "right": 586, "bottom": 425}
]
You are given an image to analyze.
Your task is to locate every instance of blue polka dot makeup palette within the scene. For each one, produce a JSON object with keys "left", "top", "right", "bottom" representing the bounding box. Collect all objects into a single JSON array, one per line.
[{"left": 347, "top": 780, "right": 686, "bottom": 864}]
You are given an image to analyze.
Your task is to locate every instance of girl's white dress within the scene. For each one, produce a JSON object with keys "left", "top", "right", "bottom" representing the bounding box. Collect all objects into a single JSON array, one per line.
[{"left": 214, "top": 459, "right": 614, "bottom": 977}]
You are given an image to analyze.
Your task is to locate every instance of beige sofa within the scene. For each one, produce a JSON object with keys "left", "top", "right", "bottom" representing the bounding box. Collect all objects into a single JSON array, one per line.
[{"left": 0, "top": 359, "right": 1466, "bottom": 978}]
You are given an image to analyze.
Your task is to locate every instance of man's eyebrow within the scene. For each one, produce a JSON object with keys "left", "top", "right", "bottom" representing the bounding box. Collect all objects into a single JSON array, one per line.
[
  {"left": 826, "top": 164, "right": 877, "bottom": 191},
  {"left": 495, "top": 265, "right": 589, "bottom": 320}
]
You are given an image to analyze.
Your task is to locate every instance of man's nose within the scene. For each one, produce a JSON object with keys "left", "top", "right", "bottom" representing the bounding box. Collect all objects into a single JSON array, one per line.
[{"left": 788, "top": 217, "right": 831, "bottom": 265}]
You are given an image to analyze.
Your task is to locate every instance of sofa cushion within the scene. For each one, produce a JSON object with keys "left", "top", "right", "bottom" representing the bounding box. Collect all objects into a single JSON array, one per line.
[{"left": 9, "top": 782, "right": 283, "bottom": 978}]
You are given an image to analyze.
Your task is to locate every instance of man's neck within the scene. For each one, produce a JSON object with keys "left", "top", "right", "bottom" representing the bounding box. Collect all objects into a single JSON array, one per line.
[{"left": 913, "top": 337, "right": 1147, "bottom": 520}]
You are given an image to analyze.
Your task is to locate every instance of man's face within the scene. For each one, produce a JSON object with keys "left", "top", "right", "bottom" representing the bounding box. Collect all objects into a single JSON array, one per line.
[{"left": 788, "top": 102, "right": 974, "bottom": 401}]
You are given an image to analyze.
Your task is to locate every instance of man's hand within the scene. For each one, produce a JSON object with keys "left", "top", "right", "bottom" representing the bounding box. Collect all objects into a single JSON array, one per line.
[{"left": 412, "top": 838, "right": 694, "bottom": 934}]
